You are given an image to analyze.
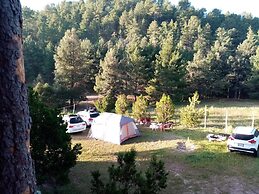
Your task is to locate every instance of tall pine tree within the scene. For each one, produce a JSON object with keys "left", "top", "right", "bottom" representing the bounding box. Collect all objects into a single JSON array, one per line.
[{"left": 54, "top": 28, "right": 90, "bottom": 104}]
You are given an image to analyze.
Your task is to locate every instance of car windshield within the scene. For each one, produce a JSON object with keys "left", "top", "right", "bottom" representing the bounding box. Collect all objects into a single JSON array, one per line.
[
  {"left": 90, "top": 113, "right": 99, "bottom": 118},
  {"left": 70, "top": 117, "right": 84, "bottom": 124},
  {"left": 232, "top": 133, "right": 254, "bottom": 140}
]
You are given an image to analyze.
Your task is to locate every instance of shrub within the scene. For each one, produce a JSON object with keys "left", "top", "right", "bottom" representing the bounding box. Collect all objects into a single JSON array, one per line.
[
  {"left": 179, "top": 91, "right": 204, "bottom": 127},
  {"left": 29, "top": 89, "right": 82, "bottom": 184},
  {"left": 94, "top": 96, "right": 108, "bottom": 112},
  {"left": 94, "top": 95, "right": 115, "bottom": 112},
  {"left": 132, "top": 95, "right": 148, "bottom": 120},
  {"left": 115, "top": 94, "right": 129, "bottom": 115},
  {"left": 91, "top": 149, "right": 168, "bottom": 194},
  {"left": 155, "top": 94, "right": 175, "bottom": 123}
]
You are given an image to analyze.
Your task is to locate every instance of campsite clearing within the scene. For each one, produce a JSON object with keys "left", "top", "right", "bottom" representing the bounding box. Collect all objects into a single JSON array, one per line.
[
  {"left": 54, "top": 126, "right": 259, "bottom": 194},
  {"left": 52, "top": 100, "right": 259, "bottom": 194}
]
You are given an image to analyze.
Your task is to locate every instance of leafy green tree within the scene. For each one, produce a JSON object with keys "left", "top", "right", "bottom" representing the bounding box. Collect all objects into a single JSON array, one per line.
[
  {"left": 187, "top": 23, "right": 212, "bottom": 94},
  {"left": 33, "top": 82, "right": 55, "bottom": 106},
  {"left": 91, "top": 149, "right": 168, "bottom": 194},
  {"left": 179, "top": 91, "right": 203, "bottom": 127},
  {"left": 147, "top": 20, "right": 160, "bottom": 48},
  {"left": 205, "top": 9, "right": 225, "bottom": 34},
  {"left": 126, "top": 37, "right": 151, "bottom": 96},
  {"left": 155, "top": 34, "right": 185, "bottom": 100},
  {"left": 22, "top": 0, "right": 259, "bottom": 101},
  {"left": 176, "top": 0, "right": 197, "bottom": 25},
  {"left": 94, "top": 95, "right": 115, "bottom": 113},
  {"left": 132, "top": 95, "right": 148, "bottom": 120},
  {"left": 81, "top": 38, "right": 96, "bottom": 91},
  {"left": 178, "top": 16, "right": 201, "bottom": 61},
  {"left": 54, "top": 28, "right": 90, "bottom": 104},
  {"left": 23, "top": 36, "right": 45, "bottom": 83},
  {"left": 94, "top": 97, "right": 108, "bottom": 113},
  {"left": 29, "top": 89, "right": 82, "bottom": 184},
  {"left": 205, "top": 27, "right": 235, "bottom": 97},
  {"left": 230, "top": 27, "right": 258, "bottom": 98},
  {"left": 155, "top": 93, "right": 175, "bottom": 123},
  {"left": 95, "top": 45, "right": 125, "bottom": 97},
  {"left": 247, "top": 47, "right": 259, "bottom": 98},
  {"left": 221, "top": 13, "right": 250, "bottom": 47},
  {"left": 115, "top": 94, "right": 129, "bottom": 115}
]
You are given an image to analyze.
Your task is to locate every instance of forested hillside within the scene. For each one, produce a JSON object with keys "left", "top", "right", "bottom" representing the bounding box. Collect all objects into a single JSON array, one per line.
[{"left": 23, "top": 0, "right": 259, "bottom": 104}]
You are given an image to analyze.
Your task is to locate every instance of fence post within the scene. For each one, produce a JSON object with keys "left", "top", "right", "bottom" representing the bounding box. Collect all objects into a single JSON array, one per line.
[
  {"left": 252, "top": 107, "right": 255, "bottom": 128},
  {"left": 73, "top": 103, "right": 76, "bottom": 114},
  {"left": 225, "top": 108, "right": 228, "bottom": 133},
  {"left": 204, "top": 105, "right": 207, "bottom": 129}
]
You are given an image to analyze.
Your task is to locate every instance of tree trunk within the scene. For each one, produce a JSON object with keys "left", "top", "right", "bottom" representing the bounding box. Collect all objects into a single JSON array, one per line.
[
  {"left": 0, "top": 1, "right": 36, "bottom": 193},
  {"left": 227, "top": 87, "right": 230, "bottom": 99},
  {"left": 238, "top": 89, "right": 241, "bottom": 99}
]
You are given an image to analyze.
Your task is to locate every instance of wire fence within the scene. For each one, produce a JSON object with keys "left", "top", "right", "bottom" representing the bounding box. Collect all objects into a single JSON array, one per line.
[{"left": 202, "top": 106, "right": 259, "bottom": 133}]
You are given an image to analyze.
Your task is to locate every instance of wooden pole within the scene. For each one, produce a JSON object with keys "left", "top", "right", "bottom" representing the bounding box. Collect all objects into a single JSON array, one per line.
[
  {"left": 204, "top": 105, "right": 207, "bottom": 129},
  {"left": 73, "top": 103, "right": 76, "bottom": 114},
  {"left": 225, "top": 108, "right": 228, "bottom": 133},
  {"left": 252, "top": 108, "right": 255, "bottom": 128}
]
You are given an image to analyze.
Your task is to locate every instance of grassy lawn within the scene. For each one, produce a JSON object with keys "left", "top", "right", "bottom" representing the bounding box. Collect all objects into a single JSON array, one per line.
[{"left": 55, "top": 100, "right": 259, "bottom": 193}]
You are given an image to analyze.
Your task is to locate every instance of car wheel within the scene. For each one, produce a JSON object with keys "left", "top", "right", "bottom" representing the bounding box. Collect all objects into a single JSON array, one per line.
[
  {"left": 227, "top": 146, "right": 233, "bottom": 152},
  {"left": 254, "top": 147, "right": 259, "bottom": 157}
]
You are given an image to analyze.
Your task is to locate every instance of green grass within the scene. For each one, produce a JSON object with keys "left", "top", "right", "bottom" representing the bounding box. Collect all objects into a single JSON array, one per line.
[{"left": 48, "top": 99, "right": 259, "bottom": 193}]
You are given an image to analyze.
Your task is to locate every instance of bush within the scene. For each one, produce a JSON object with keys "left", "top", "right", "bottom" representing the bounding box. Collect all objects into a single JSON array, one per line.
[
  {"left": 115, "top": 94, "right": 129, "bottom": 115},
  {"left": 94, "top": 95, "right": 115, "bottom": 112},
  {"left": 155, "top": 94, "right": 175, "bottom": 123},
  {"left": 132, "top": 95, "right": 148, "bottom": 120},
  {"left": 179, "top": 91, "right": 204, "bottom": 127},
  {"left": 91, "top": 149, "right": 168, "bottom": 194},
  {"left": 29, "top": 89, "right": 82, "bottom": 184}
]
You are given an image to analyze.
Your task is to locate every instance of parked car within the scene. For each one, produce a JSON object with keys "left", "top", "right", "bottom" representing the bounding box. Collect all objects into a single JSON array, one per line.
[
  {"left": 227, "top": 126, "right": 259, "bottom": 157},
  {"left": 62, "top": 114, "right": 77, "bottom": 123},
  {"left": 77, "top": 110, "right": 100, "bottom": 127},
  {"left": 65, "top": 115, "right": 86, "bottom": 133}
]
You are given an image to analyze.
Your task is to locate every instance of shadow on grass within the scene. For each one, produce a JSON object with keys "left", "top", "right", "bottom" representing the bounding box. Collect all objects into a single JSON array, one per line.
[
  {"left": 122, "top": 127, "right": 211, "bottom": 145},
  {"left": 70, "top": 126, "right": 219, "bottom": 145},
  {"left": 50, "top": 145, "right": 259, "bottom": 194}
]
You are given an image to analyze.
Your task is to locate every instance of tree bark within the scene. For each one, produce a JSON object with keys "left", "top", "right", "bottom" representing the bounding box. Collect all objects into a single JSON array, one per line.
[{"left": 0, "top": 1, "right": 36, "bottom": 193}]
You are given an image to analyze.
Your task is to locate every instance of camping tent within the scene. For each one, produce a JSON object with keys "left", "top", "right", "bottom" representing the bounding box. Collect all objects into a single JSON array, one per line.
[{"left": 88, "top": 112, "right": 140, "bottom": 145}]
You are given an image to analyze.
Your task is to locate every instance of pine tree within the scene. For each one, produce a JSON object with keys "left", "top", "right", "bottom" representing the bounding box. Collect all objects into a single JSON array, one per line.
[
  {"left": 94, "top": 45, "right": 125, "bottom": 97},
  {"left": 0, "top": 1, "right": 36, "bottom": 192},
  {"left": 147, "top": 20, "right": 160, "bottom": 47},
  {"left": 91, "top": 149, "right": 168, "bottom": 194},
  {"left": 205, "top": 27, "right": 235, "bottom": 97},
  {"left": 81, "top": 38, "right": 96, "bottom": 91},
  {"left": 179, "top": 91, "right": 203, "bottom": 127},
  {"left": 230, "top": 27, "right": 258, "bottom": 98},
  {"left": 155, "top": 94, "right": 175, "bottom": 123},
  {"left": 247, "top": 47, "right": 259, "bottom": 98},
  {"left": 155, "top": 34, "right": 185, "bottom": 100},
  {"left": 115, "top": 94, "right": 129, "bottom": 115},
  {"left": 54, "top": 28, "right": 90, "bottom": 104},
  {"left": 132, "top": 95, "right": 148, "bottom": 120},
  {"left": 29, "top": 90, "right": 82, "bottom": 184},
  {"left": 126, "top": 35, "right": 151, "bottom": 96},
  {"left": 178, "top": 16, "right": 201, "bottom": 61},
  {"left": 187, "top": 24, "right": 212, "bottom": 95}
]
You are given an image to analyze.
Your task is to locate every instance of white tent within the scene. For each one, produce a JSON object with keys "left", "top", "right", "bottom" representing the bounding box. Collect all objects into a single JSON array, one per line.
[{"left": 88, "top": 112, "right": 140, "bottom": 145}]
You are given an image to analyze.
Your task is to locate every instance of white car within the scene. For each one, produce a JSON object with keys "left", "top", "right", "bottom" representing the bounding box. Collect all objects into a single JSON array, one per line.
[
  {"left": 62, "top": 114, "right": 77, "bottom": 123},
  {"left": 227, "top": 126, "right": 259, "bottom": 157},
  {"left": 77, "top": 110, "right": 100, "bottom": 127},
  {"left": 65, "top": 116, "right": 86, "bottom": 133}
]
